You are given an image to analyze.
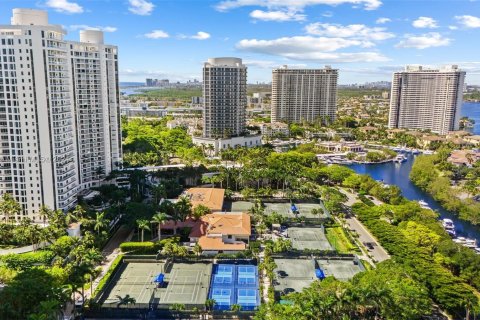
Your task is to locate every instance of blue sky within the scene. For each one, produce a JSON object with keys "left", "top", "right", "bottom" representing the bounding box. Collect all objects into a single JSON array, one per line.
[{"left": 1, "top": 0, "right": 480, "bottom": 84}]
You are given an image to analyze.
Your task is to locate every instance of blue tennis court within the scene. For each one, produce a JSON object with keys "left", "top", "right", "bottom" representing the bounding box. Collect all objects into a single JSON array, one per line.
[{"left": 208, "top": 264, "right": 260, "bottom": 311}]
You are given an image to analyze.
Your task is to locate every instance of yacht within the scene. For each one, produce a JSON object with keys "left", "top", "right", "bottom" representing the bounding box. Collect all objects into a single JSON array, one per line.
[
  {"left": 423, "top": 150, "right": 434, "bottom": 155},
  {"left": 412, "top": 149, "right": 420, "bottom": 155},
  {"left": 474, "top": 247, "right": 480, "bottom": 254},
  {"left": 464, "top": 238, "right": 478, "bottom": 248},
  {"left": 446, "top": 229, "right": 456, "bottom": 237},
  {"left": 442, "top": 219, "right": 455, "bottom": 230},
  {"left": 394, "top": 155, "right": 407, "bottom": 163},
  {"left": 418, "top": 200, "right": 431, "bottom": 209}
]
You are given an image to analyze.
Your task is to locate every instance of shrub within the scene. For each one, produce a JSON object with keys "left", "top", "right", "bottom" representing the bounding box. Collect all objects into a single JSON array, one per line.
[
  {"left": 0, "top": 251, "right": 55, "bottom": 270},
  {"left": 92, "top": 255, "right": 123, "bottom": 301},
  {"left": 119, "top": 242, "right": 158, "bottom": 254}
]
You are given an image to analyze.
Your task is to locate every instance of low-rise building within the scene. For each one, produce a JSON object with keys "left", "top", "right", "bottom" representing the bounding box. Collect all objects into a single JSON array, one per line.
[
  {"left": 447, "top": 150, "right": 480, "bottom": 167},
  {"left": 416, "top": 135, "right": 446, "bottom": 149},
  {"left": 184, "top": 188, "right": 225, "bottom": 212},
  {"left": 317, "top": 141, "right": 363, "bottom": 153},
  {"left": 260, "top": 122, "right": 289, "bottom": 138},
  {"left": 192, "top": 135, "right": 262, "bottom": 155},
  {"left": 464, "top": 135, "right": 480, "bottom": 145},
  {"left": 189, "top": 212, "right": 251, "bottom": 254}
]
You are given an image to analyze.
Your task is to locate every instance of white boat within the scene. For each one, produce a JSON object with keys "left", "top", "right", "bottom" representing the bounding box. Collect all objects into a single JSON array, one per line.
[
  {"left": 418, "top": 200, "right": 431, "bottom": 209},
  {"left": 446, "top": 229, "right": 456, "bottom": 237},
  {"left": 394, "top": 155, "right": 407, "bottom": 163},
  {"left": 423, "top": 150, "right": 434, "bottom": 155},
  {"left": 464, "top": 238, "right": 478, "bottom": 248},
  {"left": 474, "top": 247, "right": 480, "bottom": 254},
  {"left": 412, "top": 149, "right": 420, "bottom": 155},
  {"left": 442, "top": 219, "right": 455, "bottom": 230}
]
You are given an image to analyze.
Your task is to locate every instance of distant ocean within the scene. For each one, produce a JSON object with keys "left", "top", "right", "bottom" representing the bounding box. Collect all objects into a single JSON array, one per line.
[{"left": 461, "top": 102, "right": 480, "bottom": 135}]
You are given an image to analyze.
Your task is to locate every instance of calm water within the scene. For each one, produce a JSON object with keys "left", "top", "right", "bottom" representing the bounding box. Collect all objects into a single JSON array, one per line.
[
  {"left": 461, "top": 102, "right": 480, "bottom": 134},
  {"left": 349, "top": 154, "right": 480, "bottom": 242}
]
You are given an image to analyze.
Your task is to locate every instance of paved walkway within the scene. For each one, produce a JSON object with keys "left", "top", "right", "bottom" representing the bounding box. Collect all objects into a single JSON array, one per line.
[
  {"left": 0, "top": 241, "right": 49, "bottom": 255},
  {"left": 64, "top": 225, "right": 133, "bottom": 318}
]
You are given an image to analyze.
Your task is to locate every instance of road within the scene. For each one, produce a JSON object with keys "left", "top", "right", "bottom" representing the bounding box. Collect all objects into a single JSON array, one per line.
[
  {"left": 344, "top": 215, "right": 390, "bottom": 263},
  {"left": 339, "top": 188, "right": 390, "bottom": 263}
]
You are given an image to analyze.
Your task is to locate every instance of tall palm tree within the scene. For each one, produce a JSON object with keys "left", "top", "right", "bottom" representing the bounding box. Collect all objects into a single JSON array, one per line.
[
  {"left": 38, "top": 205, "right": 51, "bottom": 226},
  {"left": 151, "top": 212, "right": 169, "bottom": 241},
  {"left": 0, "top": 193, "right": 21, "bottom": 224},
  {"left": 173, "top": 196, "right": 192, "bottom": 235},
  {"left": 94, "top": 212, "right": 109, "bottom": 235},
  {"left": 136, "top": 219, "right": 150, "bottom": 242}
]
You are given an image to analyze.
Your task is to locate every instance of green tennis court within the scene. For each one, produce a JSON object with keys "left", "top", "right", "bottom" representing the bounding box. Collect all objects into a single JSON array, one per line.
[
  {"left": 100, "top": 261, "right": 212, "bottom": 308},
  {"left": 288, "top": 227, "right": 333, "bottom": 250}
]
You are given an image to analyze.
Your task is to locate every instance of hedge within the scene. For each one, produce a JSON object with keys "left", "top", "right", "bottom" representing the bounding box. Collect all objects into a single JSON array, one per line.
[
  {"left": 0, "top": 251, "right": 55, "bottom": 270},
  {"left": 119, "top": 242, "right": 158, "bottom": 254},
  {"left": 92, "top": 254, "right": 123, "bottom": 301}
]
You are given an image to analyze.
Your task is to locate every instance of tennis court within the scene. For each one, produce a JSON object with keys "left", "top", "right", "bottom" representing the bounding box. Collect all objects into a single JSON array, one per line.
[
  {"left": 273, "top": 258, "right": 365, "bottom": 294},
  {"left": 101, "top": 262, "right": 164, "bottom": 306},
  {"left": 101, "top": 261, "right": 212, "bottom": 308},
  {"left": 273, "top": 259, "right": 317, "bottom": 294},
  {"left": 209, "top": 263, "right": 260, "bottom": 311},
  {"left": 316, "top": 258, "right": 365, "bottom": 281},
  {"left": 264, "top": 202, "right": 329, "bottom": 218},
  {"left": 288, "top": 227, "right": 333, "bottom": 250}
]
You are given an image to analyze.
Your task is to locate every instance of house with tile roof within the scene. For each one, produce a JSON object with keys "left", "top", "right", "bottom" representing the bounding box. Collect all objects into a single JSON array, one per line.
[{"left": 189, "top": 212, "right": 251, "bottom": 254}]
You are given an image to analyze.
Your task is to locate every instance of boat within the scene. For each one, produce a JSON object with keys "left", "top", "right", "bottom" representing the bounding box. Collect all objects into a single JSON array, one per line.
[
  {"left": 464, "top": 238, "right": 478, "bottom": 248},
  {"left": 442, "top": 218, "right": 455, "bottom": 230},
  {"left": 446, "top": 229, "right": 456, "bottom": 237},
  {"left": 474, "top": 247, "right": 480, "bottom": 254},
  {"left": 394, "top": 155, "right": 407, "bottom": 163},
  {"left": 412, "top": 149, "right": 420, "bottom": 155},
  {"left": 423, "top": 150, "right": 434, "bottom": 155},
  {"left": 418, "top": 200, "right": 431, "bottom": 209}
]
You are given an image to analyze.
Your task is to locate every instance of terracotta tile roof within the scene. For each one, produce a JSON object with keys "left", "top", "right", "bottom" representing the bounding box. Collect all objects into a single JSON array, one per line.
[
  {"left": 198, "top": 236, "right": 246, "bottom": 251},
  {"left": 185, "top": 188, "right": 225, "bottom": 211},
  {"left": 189, "top": 212, "right": 251, "bottom": 238},
  {"left": 161, "top": 217, "right": 197, "bottom": 230}
]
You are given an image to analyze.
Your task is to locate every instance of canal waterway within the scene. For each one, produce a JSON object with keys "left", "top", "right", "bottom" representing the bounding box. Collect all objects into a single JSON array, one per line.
[
  {"left": 461, "top": 102, "right": 480, "bottom": 134},
  {"left": 349, "top": 153, "right": 480, "bottom": 242}
]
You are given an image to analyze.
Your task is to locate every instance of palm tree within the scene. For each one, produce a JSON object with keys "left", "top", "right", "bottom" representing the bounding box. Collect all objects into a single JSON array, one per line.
[
  {"left": 0, "top": 193, "right": 21, "bottom": 224},
  {"left": 193, "top": 243, "right": 202, "bottom": 256},
  {"left": 151, "top": 212, "right": 169, "bottom": 241},
  {"left": 38, "top": 205, "right": 51, "bottom": 226},
  {"left": 94, "top": 211, "right": 109, "bottom": 235},
  {"left": 231, "top": 303, "right": 242, "bottom": 313},
  {"left": 116, "top": 294, "right": 136, "bottom": 308},
  {"left": 173, "top": 196, "right": 192, "bottom": 235},
  {"left": 205, "top": 299, "right": 216, "bottom": 314},
  {"left": 136, "top": 219, "right": 150, "bottom": 242}
]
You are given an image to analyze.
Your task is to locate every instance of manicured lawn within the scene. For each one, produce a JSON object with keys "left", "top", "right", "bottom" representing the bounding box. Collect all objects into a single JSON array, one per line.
[{"left": 325, "top": 227, "right": 357, "bottom": 253}]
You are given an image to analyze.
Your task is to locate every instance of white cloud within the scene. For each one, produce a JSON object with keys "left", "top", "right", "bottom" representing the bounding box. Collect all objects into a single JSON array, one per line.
[
  {"left": 144, "top": 30, "right": 169, "bottom": 39},
  {"left": 396, "top": 33, "right": 451, "bottom": 49},
  {"left": 449, "top": 25, "right": 458, "bottom": 30},
  {"left": 128, "top": 0, "right": 154, "bottom": 15},
  {"left": 45, "top": 0, "right": 83, "bottom": 13},
  {"left": 250, "top": 9, "right": 306, "bottom": 21},
  {"left": 455, "top": 15, "right": 480, "bottom": 28},
  {"left": 178, "top": 32, "right": 211, "bottom": 40},
  {"left": 305, "top": 23, "right": 394, "bottom": 41},
  {"left": 376, "top": 17, "right": 391, "bottom": 24},
  {"left": 322, "top": 11, "right": 333, "bottom": 17},
  {"left": 216, "top": 0, "right": 382, "bottom": 11},
  {"left": 236, "top": 36, "right": 389, "bottom": 62},
  {"left": 412, "top": 16, "right": 438, "bottom": 28},
  {"left": 69, "top": 25, "right": 117, "bottom": 32},
  {"left": 191, "top": 31, "right": 211, "bottom": 40}
]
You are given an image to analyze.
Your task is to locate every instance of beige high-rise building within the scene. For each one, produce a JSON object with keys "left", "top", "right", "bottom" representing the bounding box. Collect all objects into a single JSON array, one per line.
[
  {"left": 203, "top": 57, "right": 247, "bottom": 138},
  {"left": 388, "top": 65, "right": 466, "bottom": 135},
  {"left": 271, "top": 66, "right": 338, "bottom": 124},
  {"left": 0, "top": 9, "right": 121, "bottom": 220}
]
